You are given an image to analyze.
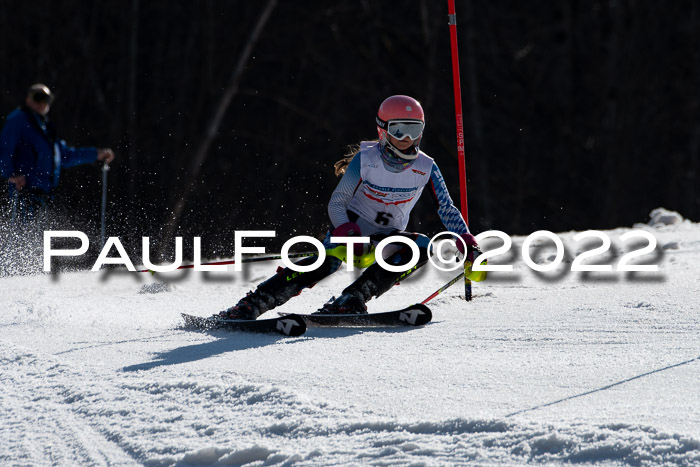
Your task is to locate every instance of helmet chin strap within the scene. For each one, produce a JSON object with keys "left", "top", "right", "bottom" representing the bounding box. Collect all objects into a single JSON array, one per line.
[{"left": 384, "top": 137, "right": 419, "bottom": 160}]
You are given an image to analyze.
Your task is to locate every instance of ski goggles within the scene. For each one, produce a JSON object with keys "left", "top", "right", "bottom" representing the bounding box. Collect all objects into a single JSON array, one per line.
[{"left": 385, "top": 120, "right": 424, "bottom": 141}]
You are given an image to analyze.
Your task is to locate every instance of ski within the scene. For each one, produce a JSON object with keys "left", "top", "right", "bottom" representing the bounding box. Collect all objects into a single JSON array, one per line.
[
  {"left": 181, "top": 313, "right": 306, "bottom": 337},
  {"left": 283, "top": 304, "right": 432, "bottom": 328}
]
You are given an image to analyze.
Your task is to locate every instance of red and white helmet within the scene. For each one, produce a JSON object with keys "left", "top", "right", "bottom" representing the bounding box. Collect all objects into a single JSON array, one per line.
[{"left": 376, "top": 95, "right": 425, "bottom": 160}]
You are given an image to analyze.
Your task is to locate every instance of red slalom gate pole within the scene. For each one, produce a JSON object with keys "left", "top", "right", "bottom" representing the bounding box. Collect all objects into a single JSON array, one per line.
[{"left": 447, "top": 0, "right": 473, "bottom": 301}]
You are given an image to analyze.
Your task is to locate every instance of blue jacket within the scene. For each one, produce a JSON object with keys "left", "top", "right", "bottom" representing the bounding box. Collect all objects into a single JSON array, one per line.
[{"left": 0, "top": 106, "right": 98, "bottom": 195}]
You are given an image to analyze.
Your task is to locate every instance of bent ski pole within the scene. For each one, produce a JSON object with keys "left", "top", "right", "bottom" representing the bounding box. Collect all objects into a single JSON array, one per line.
[
  {"left": 420, "top": 259, "right": 487, "bottom": 305},
  {"left": 421, "top": 271, "right": 464, "bottom": 305},
  {"left": 138, "top": 243, "right": 377, "bottom": 274},
  {"left": 137, "top": 251, "right": 317, "bottom": 273}
]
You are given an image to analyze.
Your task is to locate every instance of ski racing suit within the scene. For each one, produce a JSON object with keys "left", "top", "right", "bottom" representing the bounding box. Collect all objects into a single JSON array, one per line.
[{"left": 238, "top": 141, "right": 470, "bottom": 314}]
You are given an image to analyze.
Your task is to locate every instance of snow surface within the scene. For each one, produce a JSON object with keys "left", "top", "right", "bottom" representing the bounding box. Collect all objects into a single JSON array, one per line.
[{"left": 1, "top": 209, "right": 699, "bottom": 466}]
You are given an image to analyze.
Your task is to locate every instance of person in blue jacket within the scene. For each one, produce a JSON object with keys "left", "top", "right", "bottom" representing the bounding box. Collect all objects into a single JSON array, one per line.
[{"left": 0, "top": 84, "right": 115, "bottom": 220}]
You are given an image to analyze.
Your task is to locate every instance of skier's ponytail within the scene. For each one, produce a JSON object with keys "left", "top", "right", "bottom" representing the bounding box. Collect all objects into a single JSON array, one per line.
[
  {"left": 334, "top": 139, "right": 380, "bottom": 176},
  {"left": 333, "top": 144, "right": 361, "bottom": 177}
]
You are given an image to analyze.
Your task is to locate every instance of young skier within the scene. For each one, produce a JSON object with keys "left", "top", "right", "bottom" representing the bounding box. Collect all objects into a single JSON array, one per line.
[{"left": 217, "top": 95, "right": 479, "bottom": 319}]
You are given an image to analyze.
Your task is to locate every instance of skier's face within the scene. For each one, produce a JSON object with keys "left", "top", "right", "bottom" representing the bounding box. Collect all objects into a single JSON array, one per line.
[
  {"left": 26, "top": 96, "right": 50, "bottom": 116},
  {"left": 388, "top": 134, "right": 414, "bottom": 151}
]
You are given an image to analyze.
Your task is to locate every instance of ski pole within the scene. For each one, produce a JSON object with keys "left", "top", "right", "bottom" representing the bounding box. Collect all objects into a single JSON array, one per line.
[
  {"left": 101, "top": 164, "right": 110, "bottom": 250},
  {"left": 10, "top": 184, "right": 19, "bottom": 224},
  {"left": 420, "top": 271, "right": 464, "bottom": 305},
  {"left": 420, "top": 258, "right": 487, "bottom": 305},
  {"left": 137, "top": 243, "right": 378, "bottom": 274},
  {"left": 137, "top": 251, "right": 317, "bottom": 273}
]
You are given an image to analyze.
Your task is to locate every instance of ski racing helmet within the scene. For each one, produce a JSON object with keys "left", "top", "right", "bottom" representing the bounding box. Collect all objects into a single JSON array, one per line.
[{"left": 376, "top": 95, "right": 425, "bottom": 163}]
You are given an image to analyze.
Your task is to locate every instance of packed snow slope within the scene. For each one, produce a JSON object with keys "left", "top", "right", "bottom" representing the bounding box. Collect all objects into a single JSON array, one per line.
[{"left": 1, "top": 209, "right": 699, "bottom": 466}]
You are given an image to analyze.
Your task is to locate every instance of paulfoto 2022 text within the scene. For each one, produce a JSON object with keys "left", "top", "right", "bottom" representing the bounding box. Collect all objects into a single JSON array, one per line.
[{"left": 42, "top": 230, "right": 659, "bottom": 274}]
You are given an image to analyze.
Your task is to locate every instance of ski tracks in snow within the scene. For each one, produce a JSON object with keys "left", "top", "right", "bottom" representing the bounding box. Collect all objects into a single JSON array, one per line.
[
  {"left": 0, "top": 343, "right": 136, "bottom": 465},
  {"left": 2, "top": 217, "right": 700, "bottom": 465}
]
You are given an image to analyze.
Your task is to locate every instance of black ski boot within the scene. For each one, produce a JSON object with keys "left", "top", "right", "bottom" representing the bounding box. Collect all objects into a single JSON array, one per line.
[
  {"left": 215, "top": 255, "right": 342, "bottom": 320},
  {"left": 314, "top": 289, "right": 368, "bottom": 315},
  {"left": 315, "top": 240, "right": 430, "bottom": 315},
  {"left": 213, "top": 292, "right": 263, "bottom": 320}
]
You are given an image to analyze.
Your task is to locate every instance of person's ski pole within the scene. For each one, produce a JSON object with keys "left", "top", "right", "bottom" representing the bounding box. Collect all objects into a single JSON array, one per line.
[
  {"left": 420, "top": 271, "right": 464, "bottom": 305},
  {"left": 137, "top": 243, "right": 377, "bottom": 274},
  {"left": 10, "top": 184, "right": 19, "bottom": 224},
  {"left": 137, "top": 251, "right": 317, "bottom": 273},
  {"left": 101, "top": 164, "right": 110, "bottom": 250},
  {"left": 420, "top": 257, "right": 487, "bottom": 305}
]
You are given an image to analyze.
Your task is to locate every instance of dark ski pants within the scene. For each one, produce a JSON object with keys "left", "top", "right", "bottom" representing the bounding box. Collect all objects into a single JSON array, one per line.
[
  {"left": 7, "top": 187, "right": 51, "bottom": 224},
  {"left": 239, "top": 232, "right": 430, "bottom": 314}
]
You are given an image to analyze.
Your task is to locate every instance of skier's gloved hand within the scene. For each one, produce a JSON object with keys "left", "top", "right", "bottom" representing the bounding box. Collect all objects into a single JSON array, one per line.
[
  {"left": 456, "top": 233, "right": 480, "bottom": 264},
  {"left": 332, "top": 222, "right": 362, "bottom": 237},
  {"left": 332, "top": 222, "right": 366, "bottom": 256}
]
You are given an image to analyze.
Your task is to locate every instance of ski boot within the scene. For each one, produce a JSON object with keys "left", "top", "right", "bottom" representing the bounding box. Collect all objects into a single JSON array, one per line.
[
  {"left": 213, "top": 293, "right": 262, "bottom": 321},
  {"left": 215, "top": 254, "right": 343, "bottom": 321},
  {"left": 314, "top": 289, "right": 368, "bottom": 315}
]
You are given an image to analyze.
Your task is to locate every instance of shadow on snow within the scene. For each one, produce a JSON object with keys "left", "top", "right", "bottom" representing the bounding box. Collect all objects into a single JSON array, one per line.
[{"left": 121, "top": 325, "right": 419, "bottom": 372}]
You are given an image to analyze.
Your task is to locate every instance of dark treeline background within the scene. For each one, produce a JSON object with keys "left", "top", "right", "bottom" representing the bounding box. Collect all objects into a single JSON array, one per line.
[{"left": 1, "top": 0, "right": 698, "bottom": 261}]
